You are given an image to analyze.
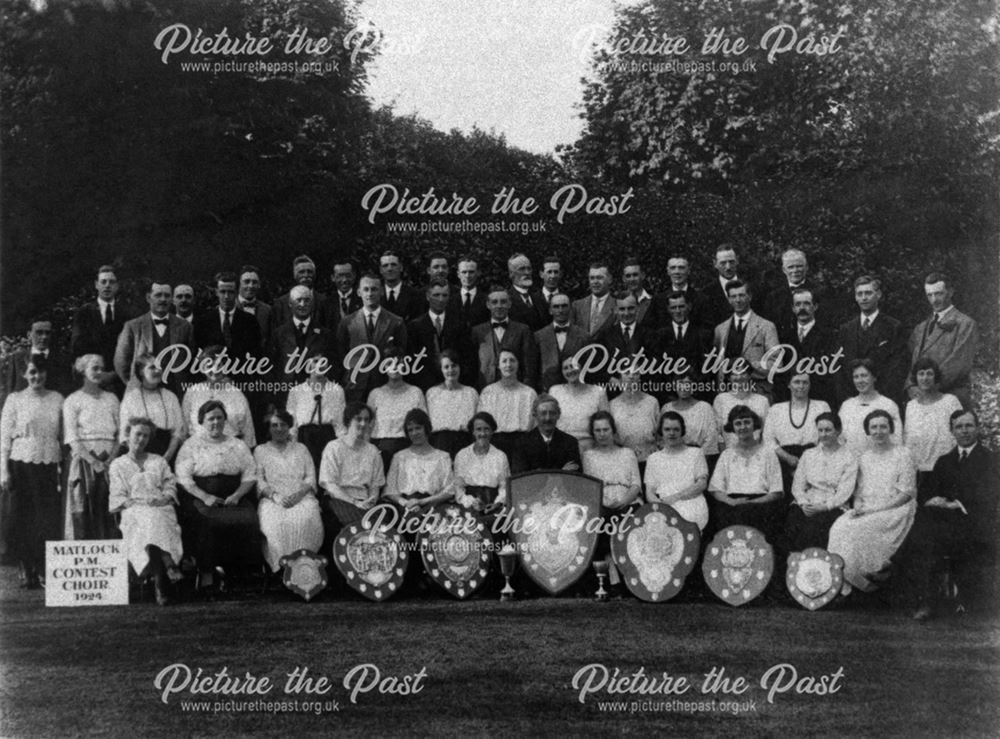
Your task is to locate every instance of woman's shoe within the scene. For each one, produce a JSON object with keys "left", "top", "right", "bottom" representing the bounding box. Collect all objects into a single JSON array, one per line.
[{"left": 166, "top": 565, "right": 184, "bottom": 584}]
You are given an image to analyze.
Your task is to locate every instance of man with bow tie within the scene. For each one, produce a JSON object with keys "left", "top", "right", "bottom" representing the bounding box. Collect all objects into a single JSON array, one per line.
[
  {"left": 471, "top": 287, "right": 538, "bottom": 390},
  {"left": 271, "top": 286, "right": 336, "bottom": 392},
  {"left": 535, "top": 292, "right": 589, "bottom": 391},
  {"left": 905, "top": 273, "right": 979, "bottom": 409},
  {"left": 71, "top": 264, "right": 133, "bottom": 396},
  {"left": 407, "top": 279, "right": 474, "bottom": 390},
  {"left": 115, "top": 280, "right": 195, "bottom": 397},
  {"left": 236, "top": 265, "right": 272, "bottom": 353}
]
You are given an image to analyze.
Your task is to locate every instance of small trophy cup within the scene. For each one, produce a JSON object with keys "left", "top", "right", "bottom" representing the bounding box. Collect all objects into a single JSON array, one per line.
[
  {"left": 593, "top": 558, "right": 610, "bottom": 602},
  {"left": 498, "top": 544, "right": 517, "bottom": 601}
]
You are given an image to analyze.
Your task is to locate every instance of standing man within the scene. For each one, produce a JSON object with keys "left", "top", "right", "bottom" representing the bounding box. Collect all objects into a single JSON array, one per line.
[
  {"left": 237, "top": 264, "right": 272, "bottom": 353},
  {"left": 426, "top": 252, "right": 451, "bottom": 284},
  {"left": 835, "top": 275, "right": 908, "bottom": 407},
  {"left": 700, "top": 245, "right": 744, "bottom": 329},
  {"left": 380, "top": 250, "right": 424, "bottom": 322},
  {"left": 471, "top": 286, "right": 538, "bottom": 390},
  {"left": 658, "top": 291, "right": 713, "bottom": 399},
  {"left": 407, "top": 279, "right": 474, "bottom": 390},
  {"left": 571, "top": 263, "right": 616, "bottom": 338},
  {"left": 644, "top": 255, "right": 703, "bottom": 330},
  {"left": 535, "top": 292, "right": 589, "bottom": 391},
  {"left": 713, "top": 280, "right": 779, "bottom": 397},
  {"left": 774, "top": 288, "right": 837, "bottom": 405},
  {"left": 507, "top": 253, "right": 548, "bottom": 331},
  {"left": 905, "top": 273, "right": 979, "bottom": 409},
  {"left": 271, "top": 255, "right": 331, "bottom": 329},
  {"left": 595, "top": 291, "right": 658, "bottom": 381},
  {"left": 336, "top": 273, "right": 407, "bottom": 403},
  {"left": 271, "top": 286, "right": 335, "bottom": 389},
  {"left": 172, "top": 284, "right": 196, "bottom": 324},
  {"left": 193, "top": 271, "right": 262, "bottom": 365},
  {"left": 761, "top": 249, "right": 820, "bottom": 338},
  {"left": 71, "top": 264, "right": 132, "bottom": 394},
  {"left": 538, "top": 255, "right": 564, "bottom": 305},
  {"left": 329, "top": 260, "right": 361, "bottom": 328},
  {"left": 0, "top": 319, "right": 71, "bottom": 405},
  {"left": 622, "top": 257, "right": 654, "bottom": 325},
  {"left": 115, "top": 280, "right": 195, "bottom": 397},
  {"left": 450, "top": 255, "right": 490, "bottom": 328}
]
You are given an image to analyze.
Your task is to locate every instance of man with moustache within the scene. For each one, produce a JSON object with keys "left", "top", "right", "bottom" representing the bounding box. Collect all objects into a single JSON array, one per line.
[
  {"left": 761, "top": 249, "right": 822, "bottom": 338},
  {"left": 571, "top": 262, "right": 616, "bottom": 338},
  {"left": 336, "top": 273, "right": 407, "bottom": 403},
  {"left": 507, "top": 253, "right": 548, "bottom": 331},
  {"left": 514, "top": 394, "right": 582, "bottom": 474},
  {"left": 538, "top": 255, "right": 564, "bottom": 305},
  {"left": 407, "top": 279, "right": 474, "bottom": 390},
  {"left": 271, "top": 286, "right": 335, "bottom": 390},
  {"left": 271, "top": 255, "right": 331, "bottom": 329},
  {"left": 330, "top": 260, "right": 361, "bottom": 327},
  {"left": 535, "top": 292, "right": 589, "bottom": 391},
  {"left": 471, "top": 286, "right": 538, "bottom": 390},
  {"left": 773, "top": 288, "right": 837, "bottom": 405},
  {"left": 172, "top": 284, "right": 196, "bottom": 324},
  {"left": 115, "top": 279, "right": 195, "bottom": 397},
  {"left": 622, "top": 257, "right": 654, "bottom": 325},
  {"left": 450, "top": 255, "right": 490, "bottom": 328},
  {"left": 700, "top": 245, "right": 745, "bottom": 329},
  {"left": 71, "top": 265, "right": 132, "bottom": 395},
  {"left": 380, "top": 250, "right": 423, "bottom": 322},
  {"left": 237, "top": 264, "right": 272, "bottom": 353},
  {"left": 713, "top": 280, "right": 779, "bottom": 398}
]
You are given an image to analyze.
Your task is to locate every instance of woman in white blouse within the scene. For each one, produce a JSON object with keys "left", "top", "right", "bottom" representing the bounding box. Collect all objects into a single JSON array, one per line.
[
  {"left": 109, "top": 417, "right": 184, "bottom": 605},
  {"left": 838, "top": 358, "right": 902, "bottom": 456},
  {"left": 903, "top": 357, "right": 962, "bottom": 483},
  {"left": 64, "top": 353, "right": 120, "bottom": 539},
  {"left": 254, "top": 409, "right": 323, "bottom": 574},
  {"left": 609, "top": 370, "right": 659, "bottom": 469},
  {"left": 663, "top": 372, "right": 720, "bottom": 469},
  {"left": 175, "top": 400, "right": 259, "bottom": 594},
  {"left": 762, "top": 372, "right": 831, "bottom": 495},
  {"left": 384, "top": 408, "right": 456, "bottom": 517},
  {"left": 550, "top": 357, "right": 609, "bottom": 452},
  {"left": 367, "top": 346, "right": 427, "bottom": 474},
  {"left": 0, "top": 358, "right": 63, "bottom": 589},
  {"left": 426, "top": 350, "right": 477, "bottom": 459},
  {"left": 477, "top": 350, "right": 536, "bottom": 464},
  {"left": 454, "top": 411, "right": 511, "bottom": 514},
  {"left": 712, "top": 369, "right": 769, "bottom": 450},
  {"left": 644, "top": 411, "right": 709, "bottom": 531},
  {"left": 181, "top": 345, "right": 256, "bottom": 447},
  {"left": 119, "top": 354, "right": 184, "bottom": 462},
  {"left": 286, "top": 361, "right": 346, "bottom": 472}
]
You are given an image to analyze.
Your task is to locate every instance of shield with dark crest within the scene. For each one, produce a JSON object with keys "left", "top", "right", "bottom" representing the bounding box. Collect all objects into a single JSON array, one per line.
[
  {"left": 610, "top": 503, "right": 701, "bottom": 602},
  {"left": 279, "top": 549, "right": 328, "bottom": 602},
  {"left": 507, "top": 471, "right": 602, "bottom": 595},
  {"left": 786, "top": 548, "right": 845, "bottom": 610},
  {"left": 418, "top": 503, "right": 493, "bottom": 599},
  {"left": 702, "top": 526, "right": 773, "bottom": 606},
  {"left": 333, "top": 520, "right": 410, "bottom": 602}
]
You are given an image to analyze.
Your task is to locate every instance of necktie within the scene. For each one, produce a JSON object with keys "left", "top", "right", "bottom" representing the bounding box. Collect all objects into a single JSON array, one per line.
[
  {"left": 103, "top": 303, "right": 112, "bottom": 326},
  {"left": 798, "top": 325, "right": 806, "bottom": 342},
  {"left": 386, "top": 289, "right": 397, "bottom": 311},
  {"left": 298, "top": 321, "right": 308, "bottom": 339},
  {"left": 433, "top": 314, "right": 443, "bottom": 337},
  {"left": 366, "top": 313, "right": 375, "bottom": 341},
  {"left": 313, "top": 394, "right": 323, "bottom": 426},
  {"left": 341, "top": 297, "right": 350, "bottom": 316},
  {"left": 222, "top": 311, "right": 232, "bottom": 345},
  {"left": 623, "top": 325, "right": 631, "bottom": 342},
  {"left": 464, "top": 292, "right": 472, "bottom": 308},
  {"left": 590, "top": 299, "right": 600, "bottom": 333},
  {"left": 959, "top": 449, "right": 968, "bottom": 463},
  {"left": 524, "top": 293, "right": 533, "bottom": 308},
  {"left": 861, "top": 316, "right": 871, "bottom": 331},
  {"left": 674, "top": 323, "right": 683, "bottom": 341},
  {"left": 931, "top": 313, "right": 939, "bottom": 329}
]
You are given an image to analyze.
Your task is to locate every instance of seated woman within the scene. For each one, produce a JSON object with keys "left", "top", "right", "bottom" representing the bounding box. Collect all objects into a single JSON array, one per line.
[
  {"left": 0, "top": 358, "right": 64, "bottom": 588},
  {"left": 477, "top": 350, "right": 537, "bottom": 464},
  {"left": 254, "top": 408, "right": 323, "bottom": 575},
  {"left": 454, "top": 411, "right": 511, "bottom": 513},
  {"left": 609, "top": 370, "right": 659, "bottom": 473},
  {"left": 367, "top": 346, "right": 426, "bottom": 473},
  {"left": 762, "top": 373, "right": 831, "bottom": 496},
  {"left": 426, "top": 350, "right": 478, "bottom": 459},
  {"left": 550, "top": 357, "right": 609, "bottom": 452},
  {"left": 838, "top": 358, "right": 902, "bottom": 456},
  {"left": 108, "top": 417, "right": 184, "bottom": 605},
  {"left": 286, "top": 360, "right": 346, "bottom": 472},
  {"left": 119, "top": 354, "right": 184, "bottom": 462},
  {"left": 318, "top": 402, "right": 385, "bottom": 549},
  {"left": 175, "top": 400, "right": 259, "bottom": 593},
  {"left": 783, "top": 412, "right": 858, "bottom": 553},
  {"left": 663, "top": 373, "right": 720, "bottom": 471},
  {"left": 644, "top": 411, "right": 710, "bottom": 531},
  {"left": 181, "top": 345, "right": 256, "bottom": 447},
  {"left": 384, "top": 409, "right": 456, "bottom": 519},
  {"left": 903, "top": 357, "right": 962, "bottom": 488},
  {"left": 63, "top": 353, "right": 120, "bottom": 539},
  {"left": 828, "top": 409, "right": 917, "bottom": 594},
  {"left": 713, "top": 369, "right": 769, "bottom": 450},
  {"left": 707, "top": 405, "right": 784, "bottom": 541}
]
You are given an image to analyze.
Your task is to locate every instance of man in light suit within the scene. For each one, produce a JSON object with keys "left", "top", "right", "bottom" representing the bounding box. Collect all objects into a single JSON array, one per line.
[
  {"left": 336, "top": 273, "right": 407, "bottom": 403},
  {"left": 470, "top": 287, "right": 538, "bottom": 390},
  {"left": 237, "top": 265, "right": 272, "bottom": 353},
  {"left": 535, "top": 292, "right": 589, "bottom": 391},
  {"left": 905, "top": 273, "right": 979, "bottom": 409},
  {"left": 622, "top": 258, "right": 654, "bottom": 325},
  {"left": 407, "top": 279, "right": 474, "bottom": 390},
  {"left": 115, "top": 280, "right": 195, "bottom": 397},
  {"left": 713, "top": 280, "right": 779, "bottom": 398},
  {"left": 571, "top": 262, "right": 616, "bottom": 338},
  {"left": 835, "top": 275, "right": 908, "bottom": 407},
  {"left": 271, "top": 286, "right": 336, "bottom": 390}
]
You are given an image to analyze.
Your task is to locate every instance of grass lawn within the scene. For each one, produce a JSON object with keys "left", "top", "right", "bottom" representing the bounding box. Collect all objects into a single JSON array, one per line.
[{"left": 1, "top": 565, "right": 998, "bottom": 738}]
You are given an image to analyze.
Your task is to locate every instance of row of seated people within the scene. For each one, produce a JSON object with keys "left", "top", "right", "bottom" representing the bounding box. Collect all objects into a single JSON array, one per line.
[{"left": 3, "top": 351, "right": 994, "bottom": 618}]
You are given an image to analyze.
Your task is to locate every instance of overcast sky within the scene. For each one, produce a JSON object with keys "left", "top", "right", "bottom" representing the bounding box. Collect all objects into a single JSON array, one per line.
[{"left": 355, "top": 0, "right": 617, "bottom": 155}]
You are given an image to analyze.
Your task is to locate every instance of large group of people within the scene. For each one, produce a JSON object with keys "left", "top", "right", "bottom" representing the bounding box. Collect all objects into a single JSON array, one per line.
[{"left": 0, "top": 247, "right": 994, "bottom": 620}]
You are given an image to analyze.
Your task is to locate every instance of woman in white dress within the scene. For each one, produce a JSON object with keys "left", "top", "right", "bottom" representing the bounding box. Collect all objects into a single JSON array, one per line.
[
  {"left": 109, "top": 417, "right": 184, "bottom": 605},
  {"left": 609, "top": 370, "right": 659, "bottom": 470},
  {"left": 426, "top": 350, "right": 478, "bottom": 459},
  {"left": 762, "top": 373, "right": 831, "bottom": 494},
  {"left": 254, "top": 409, "right": 323, "bottom": 574},
  {"left": 644, "top": 411, "right": 709, "bottom": 531},
  {"left": 903, "top": 357, "right": 962, "bottom": 485},
  {"left": 64, "top": 353, "right": 120, "bottom": 539},
  {"left": 663, "top": 372, "right": 720, "bottom": 470},
  {"left": 454, "top": 411, "right": 510, "bottom": 513},
  {"left": 367, "top": 346, "right": 427, "bottom": 473},
  {"left": 550, "top": 356, "right": 609, "bottom": 452},
  {"left": 119, "top": 354, "right": 184, "bottom": 462},
  {"left": 713, "top": 369, "right": 769, "bottom": 450},
  {"left": 384, "top": 408, "right": 456, "bottom": 518},
  {"left": 828, "top": 409, "right": 917, "bottom": 593},
  {"left": 181, "top": 345, "right": 256, "bottom": 447},
  {"left": 838, "top": 358, "right": 902, "bottom": 455},
  {"left": 477, "top": 350, "right": 536, "bottom": 465}
]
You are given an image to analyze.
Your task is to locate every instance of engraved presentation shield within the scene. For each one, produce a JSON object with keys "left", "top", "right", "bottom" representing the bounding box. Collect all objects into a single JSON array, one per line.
[
  {"left": 702, "top": 525, "right": 773, "bottom": 606},
  {"left": 611, "top": 503, "right": 701, "bottom": 602}
]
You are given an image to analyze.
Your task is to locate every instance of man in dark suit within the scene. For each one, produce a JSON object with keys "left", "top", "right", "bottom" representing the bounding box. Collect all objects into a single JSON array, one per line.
[
  {"left": 760, "top": 249, "right": 825, "bottom": 339},
  {"left": 835, "top": 275, "right": 908, "bottom": 407},
  {"left": 193, "top": 271, "right": 262, "bottom": 366},
  {"left": 407, "top": 279, "right": 474, "bottom": 390},
  {"left": 426, "top": 251, "right": 451, "bottom": 284},
  {"left": 271, "top": 286, "right": 336, "bottom": 391},
  {"left": 470, "top": 287, "right": 538, "bottom": 390},
  {"left": 712, "top": 280, "right": 780, "bottom": 398},
  {"left": 507, "top": 253, "right": 548, "bottom": 331},
  {"left": 0, "top": 319, "right": 72, "bottom": 406},
  {"left": 172, "top": 284, "right": 195, "bottom": 325},
  {"left": 336, "top": 273, "right": 407, "bottom": 402},
  {"left": 450, "top": 256, "right": 490, "bottom": 328},
  {"left": 700, "top": 245, "right": 745, "bottom": 329},
  {"left": 905, "top": 273, "right": 980, "bottom": 409},
  {"left": 271, "top": 255, "right": 332, "bottom": 329},
  {"left": 538, "top": 255, "right": 564, "bottom": 306},
  {"left": 773, "top": 288, "right": 838, "bottom": 405},
  {"left": 380, "top": 250, "right": 424, "bottom": 322},
  {"left": 593, "top": 291, "right": 659, "bottom": 393},
  {"left": 657, "top": 290, "right": 713, "bottom": 400},
  {"left": 237, "top": 265, "right": 272, "bottom": 354},
  {"left": 329, "top": 260, "right": 362, "bottom": 329},
  {"left": 71, "top": 264, "right": 132, "bottom": 395},
  {"left": 903, "top": 410, "right": 999, "bottom": 620},
  {"left": 114, "top": 280, "right": 196, "bottom": 397},
  {"left": 643, "top": 256, "right": 705, "bottom": 331},
  {"left": 571, "top": 263, "right": 616, "bottom": 338},
  {"left": 514, "top": 394, "right": 582, "bottom": 473},
  {"left": 535, "top": 293, "right": 589, "bottom": 391}
]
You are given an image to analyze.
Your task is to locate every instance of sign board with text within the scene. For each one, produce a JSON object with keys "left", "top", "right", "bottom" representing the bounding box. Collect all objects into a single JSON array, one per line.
[{"left": 45, "top": 540, "right": 129, "bottom": 607}]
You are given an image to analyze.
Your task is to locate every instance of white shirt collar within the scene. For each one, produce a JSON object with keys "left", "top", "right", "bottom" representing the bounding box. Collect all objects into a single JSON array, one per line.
[
  {"left": 797, "top": 319, "right": 816, "bottom": 334},
  {"left": 935, "top": 305, "right": 955, "bottom": 321},
  {"left": 635, "top": 289, "right": 652, "bottom": 303},
  {"left": 958, "top": 443, "right": 978, "bottom": 455},
  {"left": 97, "top": 297, "right": 115, "bottom": 310},
  {"left": 364, "top": 307, "right": 381, "bottom": 320},
  {"left": 861, "top": 309, "right": 879, "bottom": 322}
]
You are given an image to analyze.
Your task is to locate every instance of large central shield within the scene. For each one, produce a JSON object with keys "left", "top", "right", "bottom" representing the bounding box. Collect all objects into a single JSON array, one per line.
[{"left": 507, "top": 471, "right": 602, "bottom": 595}]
